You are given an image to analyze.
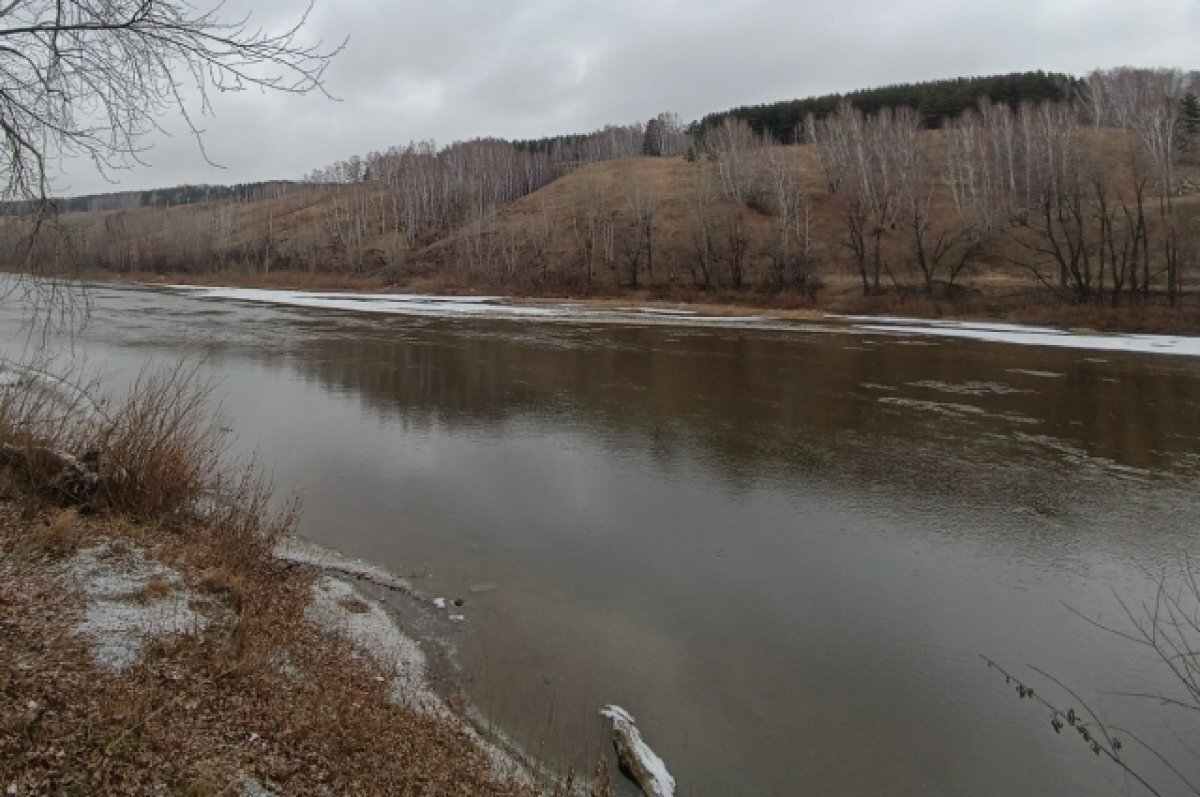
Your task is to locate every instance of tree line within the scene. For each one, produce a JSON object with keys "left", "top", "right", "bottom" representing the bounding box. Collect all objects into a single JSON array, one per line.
[
  {"left": 0, "top": 181, "right": 315, "bottom": 218},
  {"left": 806, "top": 67, "right": 1199, "bottom": 303},
  {"left": 698, "top": 71, "right": 1079, "bottom": 143}
]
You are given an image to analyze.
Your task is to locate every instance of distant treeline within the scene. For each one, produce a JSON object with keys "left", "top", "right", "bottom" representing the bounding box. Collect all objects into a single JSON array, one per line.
[
  {"left": 19, "top": 71, "right": 1088, "bottom": 215},
  {"left": 697, "top": 71, "right": 1079, "bottom": 143},
  {"left": 0, "top": 180, "right": 316, "bottom": 217}
]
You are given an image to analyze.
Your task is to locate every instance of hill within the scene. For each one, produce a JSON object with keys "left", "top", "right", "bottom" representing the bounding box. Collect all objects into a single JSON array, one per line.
[{"left": 3, "top": 67, "right": 1199, "bottom": 329}]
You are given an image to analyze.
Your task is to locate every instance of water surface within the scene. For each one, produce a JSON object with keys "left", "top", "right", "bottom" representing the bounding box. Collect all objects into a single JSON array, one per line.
[{"left": 4, "top": 283, "right": 1199, "bottom": 796}]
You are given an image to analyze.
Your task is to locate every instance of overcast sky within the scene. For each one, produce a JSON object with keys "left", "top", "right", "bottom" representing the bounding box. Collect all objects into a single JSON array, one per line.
[{"left": 51, "top": 0, "right": 1200, "bottom": 196}]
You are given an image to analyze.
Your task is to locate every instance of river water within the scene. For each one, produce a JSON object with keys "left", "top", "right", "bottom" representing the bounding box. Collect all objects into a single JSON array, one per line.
[{"left": 4, "top": 282, "right": 1199, "bottom": 796}]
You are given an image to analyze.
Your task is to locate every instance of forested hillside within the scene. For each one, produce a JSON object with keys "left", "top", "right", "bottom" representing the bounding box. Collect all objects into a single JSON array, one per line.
[
  {"left": 4, "top": 67, "right": 1200, "bottom": 322},
  {"left": 697, "top": 71, "right": 1078, "bottom": 142}
]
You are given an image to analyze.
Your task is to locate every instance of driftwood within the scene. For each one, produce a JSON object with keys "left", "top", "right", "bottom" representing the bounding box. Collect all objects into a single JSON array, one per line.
[
  {"left": 600, "top": 705, "right": 675, "bottom": 797},
  {"left": 0, "top": 441, "right": 100, "bottom": 503}
]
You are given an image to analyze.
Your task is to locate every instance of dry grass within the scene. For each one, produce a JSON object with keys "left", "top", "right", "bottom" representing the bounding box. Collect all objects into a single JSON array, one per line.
[
  {"left": 29, "top": 507, "right": 81, "bottom": 558},
  {"left": 0, "top": 361, "right": 286, "bottom": 541},
  {"left": 0, "top": 364, "right": 588, "bottom": 796}
]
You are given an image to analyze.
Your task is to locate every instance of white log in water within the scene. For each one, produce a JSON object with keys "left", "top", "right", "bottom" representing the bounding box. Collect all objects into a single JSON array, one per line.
[{"left": 600, "top": 705, "right": 675, "bottom": 797}]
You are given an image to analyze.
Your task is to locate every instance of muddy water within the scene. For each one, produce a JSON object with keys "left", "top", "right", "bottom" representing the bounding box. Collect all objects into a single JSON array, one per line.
[{"left": 4, "top": 283, "right": 1200, "bottom": 795}]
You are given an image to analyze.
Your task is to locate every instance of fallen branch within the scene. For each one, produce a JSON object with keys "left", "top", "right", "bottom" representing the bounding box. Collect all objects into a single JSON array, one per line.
[{"left": 0, "top": 441, "right": 99, "bottom": 503}]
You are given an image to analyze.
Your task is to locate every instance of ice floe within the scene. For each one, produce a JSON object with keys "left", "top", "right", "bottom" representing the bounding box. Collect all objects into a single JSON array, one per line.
[
  {"left": 164, "top": 286, "right": 1200, "bottom": 356},
  {"left": 909, "top": 379, "right": 1032, "bottom": 396},
  {"left": 170, "top": 286, "right": 561, "bottom": 318},
  {"left": 837, "top": 315, "right": 1200, "bottom": 358},
  {"left": 166, "top": 285, "right": 769, "bottom": 328}
]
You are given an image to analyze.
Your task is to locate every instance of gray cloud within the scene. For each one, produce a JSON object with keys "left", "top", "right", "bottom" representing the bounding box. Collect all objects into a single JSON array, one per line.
[{"left": 50, "top": 0, "right": 1199, "bottom": 195}]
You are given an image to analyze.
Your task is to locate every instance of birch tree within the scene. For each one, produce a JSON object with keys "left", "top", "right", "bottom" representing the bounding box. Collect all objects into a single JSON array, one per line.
[
  {"left": 762, "top": 146, "right": 811, "bottom": 289},
  {"left": 708, "top": 116, "right": 761, "bottom": 204}
]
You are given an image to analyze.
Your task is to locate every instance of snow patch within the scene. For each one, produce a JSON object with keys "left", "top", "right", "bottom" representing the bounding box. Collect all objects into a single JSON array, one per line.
[
  {"left": 68, "top": 543, "right": 209, "bottom": 673},
  {"left": 239, "top": 777, "right": 279, "bottom": 797},
  {"left": 305, "top": 576, "right": 443, "bottom": 716},
  {"left": 274, "top": 537, "right": 414, "bottom": 596},
  {"left": 303, "top": 574, "right": 530, "bottom": 784}
]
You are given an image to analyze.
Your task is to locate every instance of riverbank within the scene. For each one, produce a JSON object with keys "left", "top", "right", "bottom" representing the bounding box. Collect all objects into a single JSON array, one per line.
[
  {"left": 0, "top": 363, "right": 591, "bottom": 796},
  {"left": 88, "top": 269, "right": 1200, "bottom": 336},
  {"left": 0, "top": 499, "right": 550, "bottom": 795}
]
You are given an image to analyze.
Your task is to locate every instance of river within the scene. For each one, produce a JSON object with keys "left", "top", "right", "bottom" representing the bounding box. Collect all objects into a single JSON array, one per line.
[{"left": 3, "top": 282, "right": 1199, "bottom": 796}]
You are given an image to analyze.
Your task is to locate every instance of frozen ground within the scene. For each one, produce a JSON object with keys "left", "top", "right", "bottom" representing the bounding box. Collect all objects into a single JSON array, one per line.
[
  {"left": 305, "top": 575, "right": 445, "bottom": 715},
  {"left": 276, "top": 537, "right": 532, "bottom": 785},
  {"left": 68, "top": 543, "right": 210, "bottom": 673}
]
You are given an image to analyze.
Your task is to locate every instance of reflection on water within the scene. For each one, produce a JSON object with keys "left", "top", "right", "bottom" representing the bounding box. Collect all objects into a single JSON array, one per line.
[{"left": 4, "top": 284, "right": 1200, "bottom": 796}]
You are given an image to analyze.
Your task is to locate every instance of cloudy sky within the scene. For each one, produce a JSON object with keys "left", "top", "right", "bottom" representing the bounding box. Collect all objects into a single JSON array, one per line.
[{"left": 52, "top": 0, "right": 1199, "bottom": 196}]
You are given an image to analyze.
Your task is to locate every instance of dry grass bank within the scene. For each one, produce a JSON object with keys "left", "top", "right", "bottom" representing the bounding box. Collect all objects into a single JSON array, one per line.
[{"left": 0, "top": 363, "right": 597, "bottom": 796}]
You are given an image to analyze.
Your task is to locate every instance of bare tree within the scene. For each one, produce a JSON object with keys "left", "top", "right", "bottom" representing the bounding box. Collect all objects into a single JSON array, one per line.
[
  {"left": 688, "top": 165, "right": 720, "bottom": 288},
  {"left": 807, "top": 111, "right": 850, "bottom": 193},
  {"left": 986, "top": 556, "right": 1200, "bottom": 797},
  {"left": 0, "top": 0, "right": 341, "bottom": 321},
  {"left": 708, "top": 116, "right": 761, "bottom": 204},
  {"left": 814, "top": 103, "right": 900, "bottom": 294},
  {"left": 761, "top": 146, "right": 811, "bottom": 289},
  {"left": 622, "top": 171, "right": 658, "bottom": 288},
  {"left": 891, "top": 107, "right": 981, "bottom": 295},
  {"left": 1125, "top": 69, "right": 1196, "bottom": 304},
  {"left": 944, "top": 105, "right": 1006, "bottom": 237},
  {"left": 725, "top": 211, "right": 749, "bottom": 289},
  {"left": 571, "top": 169, "right": 610, "bottom": 290},
  {"left": 643, "top": 111, "right": 688, "bottom": 157},
  {"left": 1, "top": 1, "right": 343, "bottom": 207},
  {"left": 1001, "top": 101, "right": 1095, "bottom": 299}
]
